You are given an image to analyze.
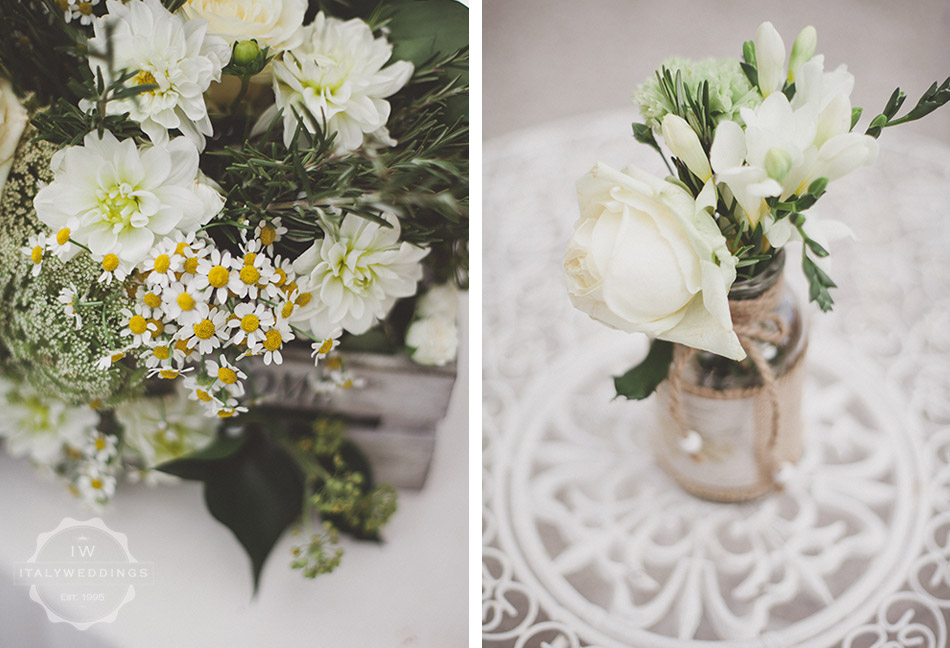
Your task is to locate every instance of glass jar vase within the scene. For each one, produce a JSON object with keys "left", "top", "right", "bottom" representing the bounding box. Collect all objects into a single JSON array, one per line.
[{"left": 654, "top": 251, "right": 807, "bottom": 502}]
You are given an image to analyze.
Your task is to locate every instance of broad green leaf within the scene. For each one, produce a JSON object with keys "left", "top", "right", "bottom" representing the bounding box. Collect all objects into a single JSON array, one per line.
[{"left": 614, "top": 339, "right": 674, "bottom": 400}]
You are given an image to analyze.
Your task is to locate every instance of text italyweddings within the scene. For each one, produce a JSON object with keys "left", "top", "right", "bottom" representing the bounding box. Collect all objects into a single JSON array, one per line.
[{"left": 15, "top": 563, "right": 153, "bottom": 584}]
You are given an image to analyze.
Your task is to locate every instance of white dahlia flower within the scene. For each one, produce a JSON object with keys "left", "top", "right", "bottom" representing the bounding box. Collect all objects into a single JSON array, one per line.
[
  {"left": 270, "top": 12, "right": 413, "bottom": 151},
  {"left": 33, "top": 131, "right": 224, "bottom": 265},
  {"left": 180, "top": 0, "right": 306, "bottom": 52},
  {"left": 292, "top": 212, "right": 428, "bottom": 337},
  {"left": 88, "top": 0, "right": 230, "bottom": 150}
]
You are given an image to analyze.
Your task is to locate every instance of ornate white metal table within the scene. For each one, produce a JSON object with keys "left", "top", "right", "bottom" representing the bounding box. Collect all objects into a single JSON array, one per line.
[{"left": 483, "top": 111, "right": 950, "bottom": 647}]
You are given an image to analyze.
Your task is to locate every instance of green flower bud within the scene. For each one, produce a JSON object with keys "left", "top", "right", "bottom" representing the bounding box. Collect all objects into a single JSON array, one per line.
[
  {"left": 788, "top": 26, "right": 817, "bottom": 83},
  {"left": 232, "top": 40, "right": 261, "bottom": 66},
  {"left": 765, "top": 147, "right": 793, "bottom": 182}
]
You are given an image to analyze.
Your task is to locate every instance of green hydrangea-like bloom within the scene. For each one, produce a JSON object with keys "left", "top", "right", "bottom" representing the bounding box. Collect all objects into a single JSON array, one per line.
[
  {"left": 634, "top": 56, "right": 762, "bottom": 130},
  {"left": 0, "top": 127, "right": 145, "bottom": 406}
]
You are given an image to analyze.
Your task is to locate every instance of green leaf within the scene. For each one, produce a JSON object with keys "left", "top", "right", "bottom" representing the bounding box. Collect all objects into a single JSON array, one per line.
[
  {"left": 387, "top": 0, "right": 468, "bottom": 68},
  {"left": 158, "top": 425, "right": 304, "bottom": 592},
  {"left": 802, "top": 254, "right": 836, "bottom": 312},
  {"left": 614, "top": 339, "right": 674, "bottom": 400}
]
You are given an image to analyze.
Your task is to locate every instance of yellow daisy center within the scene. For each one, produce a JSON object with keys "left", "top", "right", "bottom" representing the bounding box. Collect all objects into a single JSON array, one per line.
[
  {"left": 260, "top": 226, "right": 277, "bottom": 246},
  {"left": 317, "top": 338, "right": 334, "bottom": 354},
  {"left": 110, "top": 352, "right": 125, "bottom": 362},
  {"left": 273, "top": 267, "right": 287, "bottom": 286},
  {"left": 78, "top": 1, "right": 94, "bottom": 16},
  {"left": 30, "top": 246, "right": 43, "bottom": 264},
  {"left": 281, "top": 302, "right": 295, "bottom": 319},
  {"left": 263, "top": 329, "right": 282, "bottom": 351},
  {"left": 102, "top": 254, "right": 119, "bottom": 272},
  {"left": 196, "top": 389, "right": 212, "bottom": 402},
  {"left": 208, "top": 265, "right": 230, "bottom": 288},
  {"left": 217, "top": 367, "right": 238, "bottom": 384},
  {"left": 283, "top": 281, "right": 298, "bottom": 295},
  {"left": 240, "top": 314, "right": 260, "bottom": 333},
  {"left": 174, "top": 242, "right": 189, "bottom": 256},
  {"left": 128, "top": 315, "right": 148, "bottom": 335},
  {"left": 217, "top": 409, "right": 236, "bottom": 418},
  {"left": 143, "top": 292, "right": 162, "bottom": 308},
  {"left": 153, "top": 254, "right": 171, "bottom": 274},
  {"left": 159, "top": 369, "right": 179, "bottom": 379},
  {"left": 90, "top": 477, "right": 103, "bottom": 490},
  {"left": 296, "top": 292, "right": 312, "bottom": 307},
  {"left": 244, "top": 252, "right": 257, "bottom": 265},
  {"left": 193, "top": 319, "right": 216, "bottom": 340},
  {"left": 56, "top": 228, "right": 71, "bottom": 245},
  {"left": 174, "top": 339, "right": 192, "bottom": 355},
  {"left": 153, "top": 345, "right": 170, "bottom": 360},
  {"left": 183, "top": 257, "right": 199, "bottom": 274},
  {"left": 95, "top": 436, "right": 107, "bottom": 451},
  {"left": 240, "top": 265, "right": 260, "bottom": 285},
  {"left": 177, "top": 292, "right": 196, "bottom": 311},
  {"left": 147, "top": 318, "right": 164, "bottom": 335}
]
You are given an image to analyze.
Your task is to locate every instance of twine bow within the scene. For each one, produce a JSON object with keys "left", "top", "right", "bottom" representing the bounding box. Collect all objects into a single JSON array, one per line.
[{"left": 667, "top": 279, "right": 788, "bottom": 486}]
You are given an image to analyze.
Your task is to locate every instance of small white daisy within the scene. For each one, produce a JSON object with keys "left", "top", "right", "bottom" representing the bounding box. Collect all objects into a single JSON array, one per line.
[
  {"left": 214, "top": 397, "right": 248, "bottom": 419},
  {"left": 228, "top": 302, "right": 274, "bottom": 349},
  {"left": 205, "top": 355, "right": 248, "bottom": 397},
  {"left": 22, "top": 234, "right": 46, "bottom": 277},
  {"left": 228, "top": 247, "right": 276, "bottom": 299},
  {"left": 255, "top": 218, "right": 288, "bottom": 253},
  {"left": 141, "top": 239, "right": 184, "bottom": 288},
  {"left": 57, "top": 284, "right": 84, "bottom": 330},
  {"left": 311, "top": 329, "right": 342, "bottom": 366},
  {"left": 177, "top": 303, "right": 229, "bottom": 355},
  {"left": 83, "top": 431, "right": 118, "bottom": 463},
  {"left": 259, "top": 320, "right": 295, "bottom": 366},
  {"left": 146, "top": 365, "right": 194, "bottom": 381},
  {"left": 46, "top": 224, "right": 81, "bottom": 263},
  {"left": 119, "top": 305, "right": 159, "bottom": 348},
  {"left": 75, "top": 466, "right": 116, "bottom": 507},
  {"left": 262, "top": 253, "right": 297, "bottom": 301},
  {"left": 140, "top": 342, "right": 175, "bottom": 369},
  {"left": 94, "top": 348, "right": 129, "bottom": 371},
  {"left": 97, "top": 253, "right": 133, "bottom": 285},
  {"left": 193, "top": 248, "right": 236, "bottom": 304},
  {"left": 161, "top": 279, "right": 205, "bottom": 325}
]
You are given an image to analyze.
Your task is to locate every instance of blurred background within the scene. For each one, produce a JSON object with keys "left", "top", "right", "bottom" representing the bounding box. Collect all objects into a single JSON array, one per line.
[{"left": 485, "top": 0, "right": 950, "bottom": 143}]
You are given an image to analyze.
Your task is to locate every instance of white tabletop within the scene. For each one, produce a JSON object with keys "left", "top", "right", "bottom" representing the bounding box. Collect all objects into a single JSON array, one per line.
[
  {"left": 482, "top": 112, "right": 950, "bottom": 647},
  {"left": 0, "top": 297, "right": 469, "bottom": 647}
]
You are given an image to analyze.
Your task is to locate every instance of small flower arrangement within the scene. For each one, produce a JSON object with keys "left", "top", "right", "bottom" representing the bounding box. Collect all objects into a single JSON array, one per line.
[
  {"left": 565, "top": 21, "right": 948, "bottom": 399},
  {"left": 0, "top": 0, "right": 467, "bottom": 586}
]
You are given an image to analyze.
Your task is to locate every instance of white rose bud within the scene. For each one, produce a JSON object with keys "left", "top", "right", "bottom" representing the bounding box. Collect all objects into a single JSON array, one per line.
[
  {"left": 565, "top": 163, "right": 745, "bottom": 360},
  {"left": 406, "top": 317, "right": 458, "bottom": 367},
  {"left": 788, "top": 25, "right": 818, "bottom": 83},
  {"left": 754, "top": 21, "right": 786, "bottom": 97},
  {"left": 661, "top": 114, "right": 712, "bottom": 183},
  {"left": 0, "top": 78, "right": 28, "bottom": 195}
]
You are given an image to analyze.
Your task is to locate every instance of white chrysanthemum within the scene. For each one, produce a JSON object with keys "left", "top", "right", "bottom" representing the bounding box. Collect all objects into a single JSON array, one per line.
[
  {"left": 88, "top": 0, "right": 230, "bottom": 149},
  {"left": 180, "top": 0, "right": 306, "bottom": 51},
  {"left": 116, "top": 391, "right": 216, "bottom": 468},
  {"left": 270, "top": 12, "right": 413, "bottom": 151},
  {"left": 292, "top": 212, "right": 427, "bottom": 337},
  {"left": 33, "top": 131, "right": 223, "bottom": 265},
  {"left": 0, "top": 380, "right": 99, "bottom": 465}
]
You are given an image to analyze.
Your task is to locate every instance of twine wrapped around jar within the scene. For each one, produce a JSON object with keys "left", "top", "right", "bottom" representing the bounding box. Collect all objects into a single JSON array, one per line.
[{"left": 654, "top": 252, "right": 807, "bottom": 502}]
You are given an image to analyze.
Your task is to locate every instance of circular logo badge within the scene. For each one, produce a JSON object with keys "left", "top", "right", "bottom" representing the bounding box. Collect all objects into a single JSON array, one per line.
[{"left": 15, "top": 518, "right": 153, "bottom": 630}]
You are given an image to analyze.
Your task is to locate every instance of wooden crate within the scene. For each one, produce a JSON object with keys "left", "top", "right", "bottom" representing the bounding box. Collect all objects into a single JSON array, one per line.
[{"left": 244, "top": 345, "right": 457, "bottom": 489}]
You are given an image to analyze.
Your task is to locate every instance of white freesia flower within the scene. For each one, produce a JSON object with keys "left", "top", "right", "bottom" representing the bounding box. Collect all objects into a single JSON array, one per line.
[
  {"left": 180, "top": 0, "right": 306, "bottom": 51},
  {"left": 787, "top": 25, "right": 817, "bottom": 83},
  {"left": 711, "top": 91, "right": 876, "bottom": 225},
  {"left": 270, "top": 12, "right": 414, "bottom": 151},
  {"left": 88, "top": 0, "right": 230, "bottom": 150},
  {"left": 0, "top": 77, "right": 28, "bottom": 195},
  {"left": 406, "top": 317, "right": 458, "bottom": 366},
  {"left": 754, "top": 21, "right": 786, "bottom": 97},
  {"left": 292, "top": 212, "right": 428, "bottom": 337},
  {"left": 661, "top": 114, "right": 712, "bottom": 182},
  {"left": 565, "top": 163, "right": 744, "bottom": 360},
  {"left": 33, "top": 131, "right": 224, "bottom": 265},
  {"left": 0, "top": 380, "right": 98, "bottom": 465}
]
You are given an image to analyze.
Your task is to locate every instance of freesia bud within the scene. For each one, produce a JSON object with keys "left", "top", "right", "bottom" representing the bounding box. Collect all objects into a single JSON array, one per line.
[
  {"left": 788, "top": 25, "right": 817, "bottom": 83},
  {"left": 764, "top": 147, "right": 793, "bottom": 182},
  {"left": 754, "top": 21, "right": 786, "bottom": 97},
  {"left": 661, "top": 114, "right": 712, "bottom": 182}
]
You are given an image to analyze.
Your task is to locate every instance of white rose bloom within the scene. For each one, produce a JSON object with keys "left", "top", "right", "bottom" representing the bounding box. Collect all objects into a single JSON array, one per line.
[
  {"left": 0, "top": 380, "right": 98, "bottom": 465},
  {"left": 565, "top": 163, "right": 744, "bottom": 361},
  {"left": 33, "top": 131, "right": 224, "bottom": 265},
  {"left": 270, "top": 12, "right": 414, "bottom": 151},
  {"left": 406, "top": 317, "right": 458, "bottom": 366},
  {"left": 292, "top": 212, "right": 428, "bottom": 338},
  {"left": 0, "top": 78, "right": 28, "bottom": 196},
  {"left": 180, "top": 0, "right": 306, "bottom": 51},
  {"left": 88, "top": 0, "right": 230, "bottom": 150},
  {"left": 415, "top": 283, "right": 459, "bottom": 320}
]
